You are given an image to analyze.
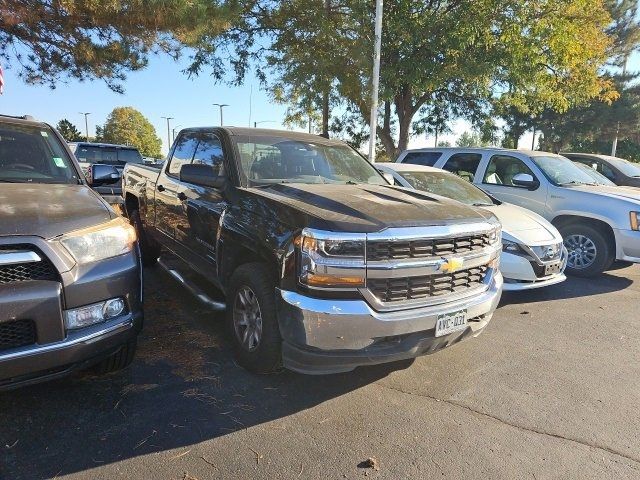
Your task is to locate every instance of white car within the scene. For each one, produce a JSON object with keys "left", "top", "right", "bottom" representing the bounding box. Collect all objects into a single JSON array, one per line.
[{"left": 378, "top": 163, "right": 568, "bottom": 291}]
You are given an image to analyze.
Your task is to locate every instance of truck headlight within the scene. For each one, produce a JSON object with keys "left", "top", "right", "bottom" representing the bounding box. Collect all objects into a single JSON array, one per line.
[
  {"left": 297, "top": 230, "right": 365, "bottom": 289},
  {"left": 630, "top": 212, "right": 640, "bottom": 231},
  {"left": 58, "top": 218, "right": 137, "bottom": 265},
  {"left": 488, "top": 225, "right": 501, "bottom": 245}
]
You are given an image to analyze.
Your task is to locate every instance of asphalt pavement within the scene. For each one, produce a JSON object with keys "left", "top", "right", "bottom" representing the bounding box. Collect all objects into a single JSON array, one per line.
[{"left": 1, "top": 264, "right": 639, "bottom": 480}]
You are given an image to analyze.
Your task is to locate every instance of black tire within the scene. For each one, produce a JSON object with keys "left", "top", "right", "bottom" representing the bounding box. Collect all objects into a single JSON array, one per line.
[
  {"left": 130, "top": 209, "right": 160, "bottom": 266},
  {"left": 226, "top": 263, "right": 282, "bottom": 373},
  {"left": 560, "top": 223, "right": 614, "bottom": 277},
  {"left": 93, "top": 339, "right": 137, "bottom": 375}
]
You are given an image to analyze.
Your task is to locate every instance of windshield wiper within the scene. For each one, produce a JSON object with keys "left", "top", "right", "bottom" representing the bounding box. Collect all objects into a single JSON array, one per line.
[
  {"left": 559, "top": 180, "right": 586, "bottom": 186},
  {"left": 344, "top": 180, "right": 359, "bottom": 185},
  {"left": 472, "top": 202, "right": 493, "bottom": 207}
]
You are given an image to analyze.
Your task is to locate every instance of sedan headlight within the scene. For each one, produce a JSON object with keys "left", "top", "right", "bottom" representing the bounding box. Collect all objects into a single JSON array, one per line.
[
  {"left": 530, "top": 242, "right": 562, "bottom": 261},
  {"left": 58, "top": 218, "right": 137, "bottom": 265},
  {"left": 502, "top": 239, "right": 523, "bottom": 254},
  {"left": 297, "top": 230, "right": 365, "bottom": 289},
  {"left": 630, "top": 212, "right": 640, "bottom": 231}
]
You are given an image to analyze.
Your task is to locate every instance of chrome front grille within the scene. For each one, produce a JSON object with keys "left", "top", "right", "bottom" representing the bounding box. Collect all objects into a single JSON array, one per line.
[
  {"left": 368, "top": 266, "right": 488, "bottom": 303},
  {"left": 367, "top": 234, "right": 491, "bottom": 261}
]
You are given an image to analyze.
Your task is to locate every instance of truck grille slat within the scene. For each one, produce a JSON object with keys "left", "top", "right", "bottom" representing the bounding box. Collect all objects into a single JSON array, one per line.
[
  {"left": 367, "top": 234, "right": 491, "bottom": 261},
  {"left": 0, "top": 320, "right": 37, "bottom": 352},
  {"left": 368, "top": 266, "right": 488, "bottom": 303},
  {"left": 0, "top": 245, "right": 59, "bottom": 284}
]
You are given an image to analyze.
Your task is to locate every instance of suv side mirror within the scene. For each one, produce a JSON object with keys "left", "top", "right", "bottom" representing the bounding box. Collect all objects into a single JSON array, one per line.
[
  {"left": 512, "top": 173, "right": 539, "bottom": 190},
  {"left": 382, "top": 172, "right": 395, "bottom": 185},
  {"left": 180, "top": 163, "right": 226, "bottom": 189},
  {"left": 89, "top": 164, "right": 120, "bottom": 186}
]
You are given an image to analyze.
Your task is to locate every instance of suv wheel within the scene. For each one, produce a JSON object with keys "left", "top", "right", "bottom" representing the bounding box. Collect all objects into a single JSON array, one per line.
[
  {"left": 93, "top": 339, "right": 137, "bottom": 375},
  {"left": 226, "top": 263, "right": 282, "bottom": 373},
  {"left": 130, "top": 210, "right": 160, "bottom": 266},
  {"left": 560, "top": 224, "right": 613, "bottom": 277}
]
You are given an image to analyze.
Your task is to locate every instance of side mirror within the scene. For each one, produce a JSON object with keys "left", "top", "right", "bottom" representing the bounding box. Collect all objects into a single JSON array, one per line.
[
  {"left": 382, "top": 172, "right": 395, "bottom": 185},
  {"left": 512, "top": 173, "right": 539, "bottom": 190},
  {"left": 180, "top": 163, "right": 226, "bottom": 189},
  {"left": 89, "top": 164, "right": 120, "bottom": 186}
]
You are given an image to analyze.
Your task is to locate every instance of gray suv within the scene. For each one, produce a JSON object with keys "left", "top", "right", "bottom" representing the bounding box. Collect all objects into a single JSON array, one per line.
[
  {"left": 398, "top": 147, "right": 640, "bottom": 277},
  {"left": 0, "top": 115, "right": 143, "bottom": 389}
]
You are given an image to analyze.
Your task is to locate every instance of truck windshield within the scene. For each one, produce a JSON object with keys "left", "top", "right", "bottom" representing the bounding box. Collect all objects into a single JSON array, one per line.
[
  {"left": 398, "top": 170, "right": 494, "bottom": 206},
  {"left": 532, "top": 155, "right": 597, "bottom": 186},
  {"left": 233, "top": 136, "right": 387, "bottom": 186},
  {"left": 0, "top": 123, "right": 80, "bottom": 184}
]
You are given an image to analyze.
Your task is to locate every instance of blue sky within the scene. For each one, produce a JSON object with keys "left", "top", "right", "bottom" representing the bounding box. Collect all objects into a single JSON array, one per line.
[{"left": 1, "top": 51, "right": 638, "bottom": 155}]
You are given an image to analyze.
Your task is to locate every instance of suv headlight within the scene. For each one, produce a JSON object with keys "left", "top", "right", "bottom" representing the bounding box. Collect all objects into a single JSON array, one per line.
[
  {"left": 58, "top": 218, "right": 137, "bottom": 265},
  {"left": 297, "top": 229, "right": 365, "bottom": 289},
  {"left": 630, "top": 212, "right": 640, "bottom": 231}
]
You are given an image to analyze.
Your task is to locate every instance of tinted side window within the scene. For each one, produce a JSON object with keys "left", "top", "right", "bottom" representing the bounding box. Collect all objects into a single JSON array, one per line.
[
  {"left": 401, "top": 151, "right": 442, "bottom": 166},
  {"left": 596, "top": 161, "right": 615, "bottom": 180},
  {"left": 483, "top": 155, "right": 535, "bottom": 186},
  {"left": 442, "top": 153, "right": 482, "bottom": 182},
  {"left": 168, "top": 133, "right": 199, "bottom": 176},
  {"left": 192, "top": 133, "right": 225, "bottom": 174}
]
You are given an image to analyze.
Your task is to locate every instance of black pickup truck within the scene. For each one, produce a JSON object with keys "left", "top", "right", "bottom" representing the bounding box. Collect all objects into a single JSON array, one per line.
[{"left": 123, "top": 127, "right": 503, "bottom": 374}]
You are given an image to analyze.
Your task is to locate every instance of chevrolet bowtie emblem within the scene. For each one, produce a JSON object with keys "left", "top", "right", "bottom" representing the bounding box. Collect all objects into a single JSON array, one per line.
[{"left": 439, "top": 257, "right": 464, "bottom": 273}]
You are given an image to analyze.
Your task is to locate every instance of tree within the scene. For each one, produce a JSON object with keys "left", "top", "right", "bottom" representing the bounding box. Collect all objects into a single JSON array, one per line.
[
  {"left": 55, "top": 119, "right": 83, "bottom": 142},
  {"left": 99, "top": 107, "right": 162, "bottom": 158},
  {"left": 0, "top": 0, "right": 239, "bottom": 92},
  {"left": 260, "top": 0, "right": 614, "bottom": 159},
  {"left": 456, "top": 131, "right": 488, "bottom": 148}
]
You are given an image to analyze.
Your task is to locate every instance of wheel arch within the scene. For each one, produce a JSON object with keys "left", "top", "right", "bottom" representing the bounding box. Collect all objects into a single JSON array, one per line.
[{"left": 551, "top": 214, "right": 616, "bottom": 255}]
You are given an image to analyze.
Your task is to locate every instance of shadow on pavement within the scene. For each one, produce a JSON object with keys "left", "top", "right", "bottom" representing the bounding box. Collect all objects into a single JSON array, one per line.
[
  {"left": 0, "top": 268, "right": 412, "bottom": 480},
  {"left": 499, "top": 270, "right": 634, "bottom": 306}
]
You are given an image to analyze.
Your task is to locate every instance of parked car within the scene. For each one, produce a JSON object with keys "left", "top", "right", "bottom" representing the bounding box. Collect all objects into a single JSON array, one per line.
[
  {"left": 0, "top": 115, "right": 143, "bottom": 389},
  {"left": 562, "top": 152, "right": 640, "bottom": 187},
  {"left": 377, "top": 163, "right": 567, "bottom": 290},
  {"left": 68, "top": 142, "right": 145, "bottom": 212},
  {"left": 397, "top": 147, "right": 640, "bottom": 277},
  {"left": 123, "top": 127, "right": 503, "bottom": 374}
]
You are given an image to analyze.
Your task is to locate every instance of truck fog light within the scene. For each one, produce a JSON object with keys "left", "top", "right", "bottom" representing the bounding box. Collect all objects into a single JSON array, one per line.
[
  {"left": 104, "top": 298, "right": 126, "bottom": 318},
  {"left": 64, "top": 297, "right": 126, "bottom": 330}
]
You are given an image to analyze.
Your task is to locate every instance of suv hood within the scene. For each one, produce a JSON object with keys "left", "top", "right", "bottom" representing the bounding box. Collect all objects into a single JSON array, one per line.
[
  {"left": 245, "top": 183, "right": 495, "bottom": 232},
  {"left": 0, "top": 184, "right": 113, "bottom": 239},
  {"left": 568, "top": 184, "right": 640, "bottom": 205},
  {"left": 480, "top": 203, "right": 561, "bottom": 246}
]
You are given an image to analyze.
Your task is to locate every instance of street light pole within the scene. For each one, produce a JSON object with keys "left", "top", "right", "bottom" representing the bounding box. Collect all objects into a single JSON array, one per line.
[
  {"left": 79, "top": 112, "right": 91, "bottom": 142},
  {"left": 368, "top": 0, "right": 383, "bottom": 163},
  {"left": 254, "top": 120, "right": 276, "bottom": 128},
  {"left": 212, "top": 103, "right": 229, "bottom": 126},
  {"left": 172, "top": 125, "right": 182, "bottom": 142},
  {"left": 161, "top": 116, "right": 173, "bottom": 152}
]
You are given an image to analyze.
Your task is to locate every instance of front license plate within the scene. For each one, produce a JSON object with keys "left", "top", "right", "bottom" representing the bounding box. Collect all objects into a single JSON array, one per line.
[
  {"left": 544, "top": 261, "right": 562, "bottom": 276},
  {"left": 435, "top": 309, "right": 468, "bottom": 337}
]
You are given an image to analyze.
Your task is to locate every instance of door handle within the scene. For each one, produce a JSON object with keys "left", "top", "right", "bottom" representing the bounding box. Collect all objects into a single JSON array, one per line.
[
  {"left": 157, "top": 184, "right": 165, "bottom": 192},
  {"left": 177, "top": 192, "right": 187, "bottom": 201}
]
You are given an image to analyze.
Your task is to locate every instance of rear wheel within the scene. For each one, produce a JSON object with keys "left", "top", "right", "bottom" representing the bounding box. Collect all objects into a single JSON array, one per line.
[
  {"left": 560, "top": 224, "right": 614, "bottom": 277},
  {"left": 226, "top": 263, "right": 282, "bottom": 373},
  {"left": 93, "top": 339, "right": 137, "bottom": 375},
  {"left": 130, "top": 209, "right": 160, "bottom": 266}
]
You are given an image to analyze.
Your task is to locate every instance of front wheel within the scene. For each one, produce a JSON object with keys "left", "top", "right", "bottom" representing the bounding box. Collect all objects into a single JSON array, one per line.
[
  {"left": 560, "top": 224, "right": 614, "bottom": 277},
  {"left": 226, "top": 263, "right": 282, "bottom": 373}
]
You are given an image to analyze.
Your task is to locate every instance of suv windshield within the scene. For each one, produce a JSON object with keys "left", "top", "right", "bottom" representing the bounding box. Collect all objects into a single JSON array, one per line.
[
  {"left": 398, "top": 170, "right": 494, "bottom": 206},
  {"left": 574, "top": 163, "right": 615, "bottom": 185},
  {"left": 0, "top": 123, "right": 80, "bottom": 184},
  {"left": 532, "top": 155, "right": 597, "bottom": 186},
  {"left": 233, "top": 136, "right": 387, "bottom": 186}
]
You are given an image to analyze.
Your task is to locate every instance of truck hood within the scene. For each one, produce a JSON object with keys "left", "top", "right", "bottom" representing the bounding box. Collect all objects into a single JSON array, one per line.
[
  {"left": 0, "top": 184, "right": 113, "bottom": 239},
  {"left": 244, "top": 183, "right": 495, "bottom": 232},
  {"left": 566, "top": 184, "right": 640, "bottom": 205},
  {"left": 480, "top": 203, "right": 561, "bottom": 246}
]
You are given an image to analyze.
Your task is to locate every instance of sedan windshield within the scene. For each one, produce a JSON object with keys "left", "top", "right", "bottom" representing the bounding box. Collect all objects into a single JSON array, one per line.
[
  {"left": 532, "top": 155, "right": 597, "bottom": 186},
  {"left": 0, "top": 123, "right": 80, "bottom": 184},
  {"left": 602, "top": 155, "right": 640, "bottom": 177},
  {"left": 233, "top": 136, "right": 387, "bottom": 186},
  {"left": 397, "top": 170, "right": 494, "bottom": 206}
]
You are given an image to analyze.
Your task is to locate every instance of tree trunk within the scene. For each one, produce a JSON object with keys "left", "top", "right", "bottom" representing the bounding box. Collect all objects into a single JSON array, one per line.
[
  {"left": 322, "top": 90, "right": 329, "bottom": 137},
  {"left": 378, "top": 101, "right": 397, "bottom": 158}
]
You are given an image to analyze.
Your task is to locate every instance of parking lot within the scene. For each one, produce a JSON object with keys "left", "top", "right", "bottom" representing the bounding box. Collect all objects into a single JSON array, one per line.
[{"left": 1, "top": 264, "right": 639, "bottom": 480}]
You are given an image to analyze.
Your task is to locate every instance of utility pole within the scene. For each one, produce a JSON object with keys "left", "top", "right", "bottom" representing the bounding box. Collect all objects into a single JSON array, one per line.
[
  {"left": 79, "top": 112, "right": 91, "bottom": 142},
  {"left": 212, "top": 103, "right": 229, "bottom": 126},
  {"left": 367, "top": 0, "right": 383, "bottom": 163},
  {"left": 161, "top": 116, "right": 173, "bottom": 152},
  {"left": 434, "top": 127, "right": 439, "bottom": 148}
]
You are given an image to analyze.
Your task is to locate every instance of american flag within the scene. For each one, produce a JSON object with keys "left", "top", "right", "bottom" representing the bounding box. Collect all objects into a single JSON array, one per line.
[{"left": 0, "top": 65, "right": 4, "bottom": 95}]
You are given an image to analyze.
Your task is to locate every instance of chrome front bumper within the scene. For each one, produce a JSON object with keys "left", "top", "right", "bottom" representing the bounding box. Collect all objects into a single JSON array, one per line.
[{"left": 276, "top": 272, "right": 503, "bottom": 374}]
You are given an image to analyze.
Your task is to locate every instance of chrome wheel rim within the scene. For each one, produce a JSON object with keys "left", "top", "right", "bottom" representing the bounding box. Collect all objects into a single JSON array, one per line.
[
  {"left": 565, "top": 234, "right": 597, "bottom": 269},
  {"left": 233, "top": 286, "right": 263, "bottom": 352}
]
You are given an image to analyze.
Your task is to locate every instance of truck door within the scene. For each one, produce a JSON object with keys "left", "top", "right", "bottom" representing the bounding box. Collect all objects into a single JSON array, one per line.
[
  {"left": 155, "top": 132, "right": 199, "bottom": 245},
  {"left": 478, "top": 154, "right": 548, "bottom": 215},
  {"left": 180, "top": 132, "right": 228, "bottom": 270}
]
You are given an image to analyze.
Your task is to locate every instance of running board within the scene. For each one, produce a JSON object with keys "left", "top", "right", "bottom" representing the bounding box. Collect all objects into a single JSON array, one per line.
[{"left": 158, "top": 257, "right": 226, "bottom": 311}]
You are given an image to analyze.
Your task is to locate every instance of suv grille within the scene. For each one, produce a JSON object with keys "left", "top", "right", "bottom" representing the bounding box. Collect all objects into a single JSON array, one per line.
[
  {"left": 0, "top": 320, "right": 37, "bottom": 352},
  {"left": 367, "top": 234, "right": 491, "bottom": 261},
  {"left": 0, "top": 245, "right": 59, "bottom": 284},
  {"left": 368, "top": 266, "right": 488, "bottom": 303}
]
